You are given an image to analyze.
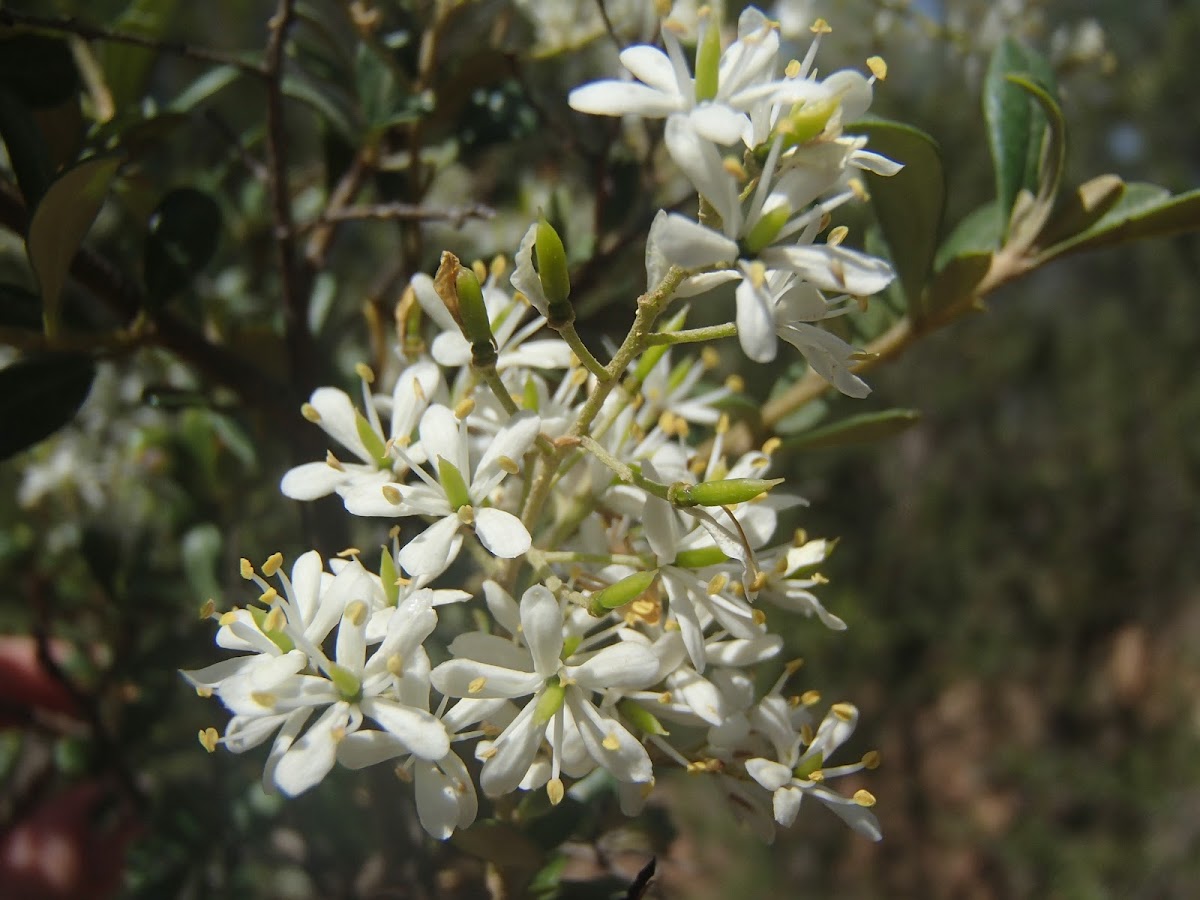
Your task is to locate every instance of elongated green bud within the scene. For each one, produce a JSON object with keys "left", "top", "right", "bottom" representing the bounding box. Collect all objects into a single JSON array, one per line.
[
  {"left": 694, "top": 13, "right": 722, "bottom": 103},
  {"left": 535, "top": 218, "right": 573, "bottom": 327},
  {"left": 674, "top": 477, "right": 784, "bottom": 508},
  {"left": 618, "top": 699, "right": 670, "bottom": 736},
  {"left": 588, "top": 569, "right": 658, "bottom": 616},
  {"left": 742, "top": 202, "right": 792, "bottom": 256},
  {"left": 672, "top": 545, "right": 730, "bottom": 569},
  {"left": 437, "top": 456, "right": 471, "bottom": 510},
  {"left": 355, "top": 410, "right": 390, "bottom": 467},
  {"left": 434, "top": 251, "right": 497, "bottom": 367},
  {"left": 533, "top": 679, "right": 567, "bottom": 724}
]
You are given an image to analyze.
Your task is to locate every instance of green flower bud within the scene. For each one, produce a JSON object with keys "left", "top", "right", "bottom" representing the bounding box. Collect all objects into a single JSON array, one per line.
[
  {"left": 533, "top": 678, "right": 567, "bottom": 725},
  {"left": 437, "top": 456, "right": 472, "bottom": 510},
  {"left": 561, "top": 634, "right": 582, "bottom": 660},
  {"left": 693, "top": 14, "right": 722, "bottom": 103},
  {"left": 454, "top": 265, "right": 495, "bottom": 348},
  {"left": 776, "top": 94, "right": 840, "bottom": 149},
  {"left": 618, "top": 699, "right": 670, "bottom": 736},
  {"left": 674, "top": 477, "right": 784, "bottom": 508},
  {"left": 588, "top": 569, "right": 658, "bottom": 616},
  {"left": 535, "top": 218, "right": 573, "bottom": 326},
  {"left": 672, "top": 545, "right": 730, "bottom": 569},
  {"left": 380, "top": 546, "right": 399, "bottom": 607}
]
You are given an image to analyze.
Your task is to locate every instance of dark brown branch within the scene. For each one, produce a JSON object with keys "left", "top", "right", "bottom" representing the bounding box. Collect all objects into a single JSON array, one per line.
[
  {"left": 302, "top": 200, "right": 495, "bottom": 232},
  {"left": 0, "top": 8, "right": 266, "bottom": 77}
]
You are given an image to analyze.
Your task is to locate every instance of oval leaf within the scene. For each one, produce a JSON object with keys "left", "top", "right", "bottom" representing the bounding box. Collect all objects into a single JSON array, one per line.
[
  {"left": 851, "top": 119, "right": 945, "bottom": 322},
  {"left": 144, "top": 187, "right": 222, "bottom": 305},
  {"left": 925, "top": 252, "right": 991, "bottom": 318},
  {"left": 0, "top": 354, "right": 96, "bottom": 460},
  {"left": 782, "top": 409, "right": 920, "bottom": 451},
  {"left": 1037, "top": 183, "right": 1200, "bottom": 262},
  {"left": 27, "top": 155, "right": 122, "bottom": 336},
  {"left": 1035, "top": 174, "right": 1126, "bottom": 249}
]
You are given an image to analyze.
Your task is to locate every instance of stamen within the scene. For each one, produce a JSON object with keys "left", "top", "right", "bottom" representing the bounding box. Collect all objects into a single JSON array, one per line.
[
  {"left": 354, "top": 362, "right": 375, "bottom": 384},
  {"left": 301, "top": 403, "right": 321, "bottom": 423},
  {"left": 853, "top": 789, "right": 877, "bottom": 807},
  {"left": 239, "top": 558, "right": 255, "bottom": 580},
  {"left": 261, "top": 552, "right": 284, "bottom": 577},
  {"left": 198, "top": 727, "right": 219, "bottom": 752},
  {"left": 468, "top": 676, "right": 487, "bottom": 694},
  {"left": 801, "top": 689, "right": 821, "bottom": 706}
]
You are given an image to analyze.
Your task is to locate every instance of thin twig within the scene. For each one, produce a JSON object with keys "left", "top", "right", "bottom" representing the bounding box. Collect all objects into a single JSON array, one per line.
[
  {"left": 301, "top": 200, "right": 495, "bottom": 233},
  {"left": 203, "top": 110, "right": 268, "bottom": 181},
  {"left": 0, "top": 8, "right": 266, "bottom": 77}
]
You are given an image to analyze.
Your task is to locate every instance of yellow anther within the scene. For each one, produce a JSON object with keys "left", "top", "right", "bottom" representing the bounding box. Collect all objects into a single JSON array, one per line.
[
  {"left": 457, "top": 505, "right": 475, "bottom": 526},
  {"left": 761, "top": 436, "right": 782, "bottom": 456},
  {"left": 490, "top": 254, "right": 508, "bottom": 279},
  {"left": 808, "top": 769, "right": 825, "bottom": 782},
  {"left": 664, "top": 618, "right": 680, "bottom": 631},
  {"left": 752, "top": 609, "right": 767, "bottom": 626},
  {"left": 785, "top": 59, "right": 802, "bottom": 78},
  {"left": 831, "top": 701, "right": 856, "bottom": 721},
  {"left": 569, "top": 353, "right": 581, "bottom": 369},
  {"left": 386, "top": 653, "right": 405, "bottom": 677},
  {"left": 862, "top": 750, "right": 881, "bottom": 770},
  {"left": 707, "top": 573, "right": 729, "bottom": 595},
  {"left": 866, "top": 56, "right": 888, "bottom": 81},
  {"left": 716, "top": 413, "right": 731, "bottom": 435},
  {"left": 848, "top": 177, "right": 869, "bottom": 202},
  {"left": 602, "top": 733, "right": 621, "bottom": 751},
  {"left": 701, "top": 346, "right": 720, "bottom": 370},
  {"left": 746, "top": 260, "right": 767, "bottom": 289},
  {"left": 198, "top": 727, "right": 219, "bottom": 752},
  {"left": 853, "top": 789, "right": 877, "bottom": 807},
  {"left": 250, "top": 691, "right": 277, "bottom": 707},
  {"left": 801, "top": 689, "right": 822, "bottom": 706},
  {"left": 381, "top": 484, "right": 403, "bottom": 505},
  {"left": 800, "top": 723, "right": 814, "bottom": 743},
  {"left": 263, "top": 606, "right": 286, "bottom": 633},
  {"left": 239, "top": 558, "right": 255, "bottom": 580},
  {"left": 855, "top": 294, "right": 870, "bottom": 313},
  {"left": 812, "top": 573, "right": 830, "bottom": 585},
  {"left": 654, "top": 0, "right": 671, "bottom": 16},
  {"left": 468, "top": 676, "right": 487, "bottom": 694},
  {"left": 658, "top": 691, "right": 673, "bottom": 704},
  {"left": 394, "top": 764, "right": 414, "bottom": 783},
  {"left": 731, "top": 581, "right": 746, "bottom": 597},
  {"left": 258, "top": 587, "right": 279, "bottom": 605},
  {"left": 337, "top": 547, "right": 361, "bottom": 559},
  {"left": 261, "top": 552, "right": 284, "bottom": 577},
  {"left": 547, "top": 778, "right": 565, "bottom": 806},
  {"left": 195, "top": 686, "right": 213, "bottom": 698},
  {"left": 454, "top": 397, "right": 475, "bottom": 420},
  {"left": 478, "top": 744, "right": 498, "bottom": 760},
  {"left": 471, "top": 259, "right": 488, "bottom": 282},
  {"left": 723, "top": 373, "right": 745, "bottom": 393},
  {"left": 750, "top": 572, "right": 769, "bottom": 593},
  {"left": 793, "top": 527, "right": 810, "bottom": 546},
  {"left": 774, "top": 556, "right": 790, "bottom": 574},
  {"left": 722, "top": 157, "right": 748, "bottom": 181},
  {"left": 388, "top": 525, "right": 401, "bottom": 539},
  {"left": 345, "top": 600, "right": 368, "bottom": 627},
  {"left": 827, "top": 225, "right": 849, "bottom": 247},
  {"left": 810, "top": 18, "right": 832, "bottom": 34},
  {"left": 199, "top": 599, "right": 216, "bottom": 620},
  {"left": 355, "top": 362, "right": 376, "bottom": 384},
  {"left": 218, "top": 610, "right": 239, "bottom": 627},
  {"left": 785, "top": 657, "right": 805, "bottom": 675},
  {"left": 497, "top": 456, "right": 520, "bottom": 475},
  {"left": 301, "top": 402, "right": 322, "bottom": 423},
  {"left": 570, "top": 367, "right": 589, "bottom": 387}
]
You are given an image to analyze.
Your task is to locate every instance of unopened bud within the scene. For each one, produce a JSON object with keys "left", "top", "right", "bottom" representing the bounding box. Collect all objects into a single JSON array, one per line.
[
  {"left": 674, "top": 477, "right": 783, "bottom": 507},
  {"left": 588, "top": 569, "right": 658, "bottom": 616},
  {"left": 535, "top": 218, "right": 572, "bottom": 326}
]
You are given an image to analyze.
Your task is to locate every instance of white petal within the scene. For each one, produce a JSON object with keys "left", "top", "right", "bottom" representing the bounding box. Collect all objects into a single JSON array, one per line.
[
  {"left": 280, "top": 462, "right": 348, "bottom": 500},
  {"left": 745, "top": 756, "right": 793, "bottom": 791},
  {"left": 431, "top": 659, "right": 544, "bottom": 699},
  {"left": 360, "top": 697, "right": 449, "bottom": 761},
  {"left": 414, "top": 762, "right": 461, "bottom": 839},
  {"left": 810, "top": 785, "right": 883, "bottom": 841},
  {"left": 735, "top": 275, "right": 778, "bottom": 363},
  {"left": 520, "top": 584, "right": 563, "bottom": 678},
  {"left": 482, "top": 580, "right": 521, "bottom": 636},
  {"left": 273, "top": 703, "right": 349, "bottom": 796},
  {"left": 619, "top": 45, "right": 680, "bottom": 95},
  {"left": 778, "top": 323, "right": 871, "bottom": 399},
  {"left": 763, "top": 244, "right": 895, "bottom": 296},
  {"left": 430, "top": 331, "right": 470, "bottom": 367},
  {"left": 480, "top": 702, "right": 544, "bottom": 796},
  {"left": 568, "top": 642, "right": 659, "bottom": 691},
  {"left": 851, "top": 149, "right": 903, "bottom": 176},
  {"left": 565, "top": 690, "right": 652, "bottom": 783},
  {"left": 419, "top": 404, "right": 468, "bottom": 477},
  {"left": 665, "top": 667, "right": 725, "bottom": 726},
  {"left": 473, "top": 413, "right": 540, "bottom": 484},
  {"left": 689, "top": 103, "right": 749, "bottom": 146},
  {"left": 411, "top": 272, "right": 457, "bottom": 333},
  {"left": 399, "top": 515, "right": 461, "bottom": 579},
  {"left": 568, "top": 81, "right": 681, "bottom": 117},
  {"left": 652, "top": 214, "right": 738, "bottom": 270},
  {"left": 473, "top": 508, "right": 531, "bottom": 560},
  {"left": 664, "top": 116, "right": 740, "bottom": 230},
  {"left": 511, "top": 222, "right": 548, "bottom": 315},
  {"left": 307, "top": 387, "right": 371, "bottom": 463},
  {"left": 336, "top": 477, "right": 410, "bottom": 517},
  {"left": 773, "top": 785, "right": 803, "bottom": 827},
  {"left": 389, "top": 360, "right": 441, "bottom": 441},
  {"left": 336, "top": 729, "right": 408, "bottom": 768},
  {"left": 822, "top": 70, "right": 873, "bottom": 122}
]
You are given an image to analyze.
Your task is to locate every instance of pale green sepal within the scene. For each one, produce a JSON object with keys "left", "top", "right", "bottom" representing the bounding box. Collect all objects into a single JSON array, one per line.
[
  {"left": 355, "top": 410, "right": 390, "bottom": 467},
  {"left": 380, "top": 546, "right": 400, "bottom": 607},
  {"left": 618, "top": 699, "right": 669, "bottom": 736},
  {"left": 437, "top": 456, "right": 471, "bottom": 510},
  {"left": 329, "top": 663, "right": 363, "bottom": 702},
  {"left": 672, "top": 546, "right": 730, "bottom": 569},
  {"left": 533, "top": 679, "right": 567, "bottom": 725}
]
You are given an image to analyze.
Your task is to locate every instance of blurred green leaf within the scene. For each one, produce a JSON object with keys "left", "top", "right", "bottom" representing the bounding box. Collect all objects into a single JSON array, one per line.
[
  {"left": 144, "top": 187, "right": 222, "bottom": 306},
  {"left": 0, "top": 353, "right": 96, "bottom": 460},
  {"left": 100, "top": 0, "right": 181, "bottom": 115},
  {"left": 167, "top": 65, "right": 240, "bottom": 113},
  {"left": 182, "top": 524, "right": 223, "bottom": 604},
  {"left": 529, "top": 854, "right": 567, "bottom": 899},
  {"left": 284, "top": 67, "right": 360, "bottom": 141},
  {"left": 782, "top": 408, "right": 921, "bottom": 451},
  {"left": 0, "top": 281, "right": 43, "bottom": 329},
  {"left": 853, "top": 119, "right": 945, "bottom": 322},
  {"left": 925, "top": 252, "right": 991, "bottom": 317},
  {"left": 356, "top": 42, "right": 420, "bottom": 134},
  {"left": 983, "top": 39, "right": 1057, "bottom": 237},
  {"left": 27, "top": 155, "right": 122, "bottom": 335},
  {"left": 1037, "top": 183, "right": 1200, "bottom": 262},
  {"left": 934, "top": 201, "right": 1003, "bottom": 271},
  {"left": 1006, "top": 74, "right": 1065, "bottom": 207},
  {"left": 1036, "top": 174, "right": 1126, "bottom": 249}
]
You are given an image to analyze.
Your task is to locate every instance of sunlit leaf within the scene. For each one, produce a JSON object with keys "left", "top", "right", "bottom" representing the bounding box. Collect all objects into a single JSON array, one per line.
[
  {"left": 1037, "top": 183, "right": 1200, "bottom": 262},
  {"left": 27, "top": 155, "right": 122, "bottom": 335},
  {"left": 1036, "top": 174, "right": 1126, "bottom": 249}
]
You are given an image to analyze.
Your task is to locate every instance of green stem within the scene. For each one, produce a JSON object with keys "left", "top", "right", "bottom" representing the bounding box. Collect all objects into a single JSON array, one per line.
[
  {"left": 555, "top": 322, "right": 610, "bottom": 382},
  {"left": 644, "top": 322, "right": 738, "bottom": 346},
  {"left": 477, "top": 365, "right": 520, "bottom": 416}
]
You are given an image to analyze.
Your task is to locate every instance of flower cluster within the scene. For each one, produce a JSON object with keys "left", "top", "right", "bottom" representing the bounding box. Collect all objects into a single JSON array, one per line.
[{"left": 186, "top": 7, "right": 893, "bottom": 844}]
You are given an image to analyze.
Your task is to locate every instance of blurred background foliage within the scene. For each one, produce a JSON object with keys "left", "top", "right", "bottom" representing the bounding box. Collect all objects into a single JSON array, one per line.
[{"left": 0, "top": 0, "right": 1197, "bottom": 897}]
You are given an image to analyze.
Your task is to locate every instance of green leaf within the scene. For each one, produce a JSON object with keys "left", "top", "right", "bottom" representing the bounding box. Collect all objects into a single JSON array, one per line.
[
  {"left": 925, "top": 252, "right": 991, "bottom": 317},
  {"left": 0, "top": 353, "right": 96, "bottom": 460},
  {"left": 144, "top": 187, "right": 222, "bottom": 306},
  {"left": 851, "top": 119, "right": 945, "bottom": 322},
  {"left": 1036, "top": 174, "right": 1126, "bottom": 249},
  {"left": 934, "top": 201, "right": 1003, "bottom": 271},
  {"left": 1005, "top": 74, "right": 1065, "bottom": 206},
  {"left": 1037, "top": 183, "right": 1200, "bottom": 262},
  {"left": 181, "top": 523, "right": 223, "bottom": 604},
  {"left": 166, "top": 65, "right": 240, "bottom": 113},
  {"left": 0, "top": 281, "right": 44, "bottom": 330},
  {"left": 284, "top": 67, "right": 361, "bottom": 141},
  {"left": 100, "top": 0, "right": 181, "bottom": 115},
  {"left": 27, "top": 155, "right": 122, "bottom": 335},
  {"left": 983, "top": 39, "right": 1057, "bottom": 236},
  {"left": 782, "top": 408, "right": 920, "bottom": 451}
]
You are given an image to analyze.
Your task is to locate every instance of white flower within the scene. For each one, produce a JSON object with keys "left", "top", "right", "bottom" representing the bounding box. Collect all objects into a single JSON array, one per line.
[
  {"left": 744, "top": 702, "right": 882, "bottom": 840},
  {"left": 431, "top": 583, "right": 660, "bottom": 797},
  {"left": 280, "top": 362, "right": 442, "bottom": 501},
  {"left": 339, "top": 405, "right": 540, "bottom": 577}
]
